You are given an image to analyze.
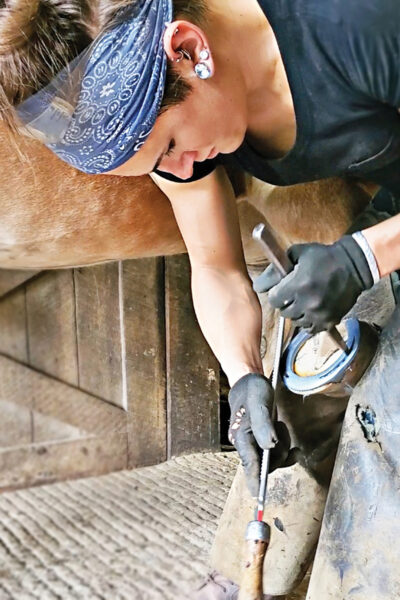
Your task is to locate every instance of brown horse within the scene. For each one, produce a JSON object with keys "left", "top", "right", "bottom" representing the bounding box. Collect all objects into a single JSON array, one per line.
[
  {"left": 0, "top": 0, "right": 373, "bottom": 271},
  {"left": 0, "top": 123, "right": 372, "bottom": 271}
]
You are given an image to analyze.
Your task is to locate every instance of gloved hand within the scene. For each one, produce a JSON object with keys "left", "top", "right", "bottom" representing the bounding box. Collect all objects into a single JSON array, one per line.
[
  {"left": 253, "top": 235, "right": 374, "bottom": 334},
  {"left": 228, "top": 373, "right": 291, "bottom": 497}
]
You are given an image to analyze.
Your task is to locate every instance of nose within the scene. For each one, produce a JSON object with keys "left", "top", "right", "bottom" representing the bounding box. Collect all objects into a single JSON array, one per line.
[{"left": 159, "top": 151, "right": 198, "bottom": 180}]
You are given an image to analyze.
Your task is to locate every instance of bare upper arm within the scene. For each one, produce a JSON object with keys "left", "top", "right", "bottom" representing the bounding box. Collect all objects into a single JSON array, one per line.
[{"left": 150, "top": 166, "right": 247, "bottom": 272}]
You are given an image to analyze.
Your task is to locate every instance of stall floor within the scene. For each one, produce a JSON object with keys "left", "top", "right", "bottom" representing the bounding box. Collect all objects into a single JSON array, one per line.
[{"left": 0, "top": 452, "right": 309, "bottom": 600}]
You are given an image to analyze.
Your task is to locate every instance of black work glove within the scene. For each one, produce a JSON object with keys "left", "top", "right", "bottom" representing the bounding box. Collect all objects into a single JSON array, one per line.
[
  {"left": 228, "top": 373, "right": 291, "bottom": 497},
  {"left": 253, "top": 236, "right": 374, "bottom": 334}
]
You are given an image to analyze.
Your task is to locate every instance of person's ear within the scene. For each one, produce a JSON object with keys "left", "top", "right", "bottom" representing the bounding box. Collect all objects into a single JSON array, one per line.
[{"left": 163, "top": 20, "right": 215, "bottom": 79}]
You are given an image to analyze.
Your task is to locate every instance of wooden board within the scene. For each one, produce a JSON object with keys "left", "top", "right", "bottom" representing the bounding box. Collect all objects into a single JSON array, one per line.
[
  {"left": 0, "top": 256, "right": 222, "bottom": 486},
  {"left": 0, "top": 269, "right": 39, "bottom": 299},
  {"left": 0, "top": 286, "right": 28, "bottom": 363},
  {"left": 165, "top": 255, "right": 220, "bottom": 458},
  {"left": 0, "top": 399, "right": 32, "bottom": 448},
  {"left": 0, "top": 354, "right": 127, "bottom": 491},
  {"left": 0, "top": 432, "right": 127, "bottom": 492},
  {"left": 74, "top": 263, "right": 124, "bottom": 407},
  {"left": 26, "top": 270, "right": 78, "bottom": 386},
  {"left": 123, "top": 258, "right": 167, "bottom": 468},
  {"left": 0, "top": 355, "right": 126, "bottom": 439}
]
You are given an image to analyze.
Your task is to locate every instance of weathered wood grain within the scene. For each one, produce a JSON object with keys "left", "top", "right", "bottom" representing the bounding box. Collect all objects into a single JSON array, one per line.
[
  {"left": 0, "top": 354, "right": 128, "bottom": 491},
  {"left": 123, "top": 258, "right": 167, "bottom": 468},
  {"left": 0, "top": 255, "right": 222, "bottom": 482},
  {"left": 0, "top": 400, "right": 32, "bottom": 448},
  {"left": 165, "top": 255, "right": 220, "bottom": 458},
  {"left": 26, "top": 270, "right": 78, "bottom": 386},
  {"left": 0, "top": 269, "right": 39, "bottom": 298},
  {"left": 0, "top": 432, "right": 127, "bottom": 492},
  {"left": 0, "top": 355, "right": 126, "bottom": 438},
  {"left": 0, "top": 286, "right": 28, "bottom": 363},
  {"left": 74, "top": 263, "right": 124, "bottom": 407}
]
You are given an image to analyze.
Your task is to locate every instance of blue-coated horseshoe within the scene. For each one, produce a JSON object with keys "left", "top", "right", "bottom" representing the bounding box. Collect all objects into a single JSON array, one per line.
[{"left": 282, "top": 318, "right": 361, "bottom": 395}]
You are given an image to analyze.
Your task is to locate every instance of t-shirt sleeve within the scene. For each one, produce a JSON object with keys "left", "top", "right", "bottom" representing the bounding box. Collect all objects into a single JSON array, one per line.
[
  {"left": 343, "top": 1, "right": 400, "bottom": 107},
  {"left": 153, "top": 158, "right": 218, "bottom": 183}
]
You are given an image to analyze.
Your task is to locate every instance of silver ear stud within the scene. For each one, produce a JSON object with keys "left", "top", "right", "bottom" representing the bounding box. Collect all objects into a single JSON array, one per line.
[
  {"left": 195, "top": 48, "right": 211, "bottom": 79},
  {"left": 195, "top": 62, "right": 212, "bottom": 79}
]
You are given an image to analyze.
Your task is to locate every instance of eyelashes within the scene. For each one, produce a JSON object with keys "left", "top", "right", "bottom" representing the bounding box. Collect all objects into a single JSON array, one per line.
[{"left": 165, "top": 139, "right": 176, "bottom": 157}]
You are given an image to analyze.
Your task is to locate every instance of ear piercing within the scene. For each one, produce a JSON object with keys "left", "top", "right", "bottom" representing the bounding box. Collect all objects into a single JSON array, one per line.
[
  {"left": 172, "top": 41, "right": 212, "bottom": 79},
  {"left": 194, "top": 62, "right": 212, "bottom": 79},
  {"left": 175, "top": 49, "right": 191, "bottom": 62},
  {"left": 195, "top": 48, "right": 212, "bottom": 79}
]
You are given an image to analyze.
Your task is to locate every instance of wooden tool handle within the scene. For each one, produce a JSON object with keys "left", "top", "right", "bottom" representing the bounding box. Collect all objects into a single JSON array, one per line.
[
  {"left": 239, "top": 521, "right": 270, "bottom": 600},
  {"left": 238, "top": 538, "right": 269, "bottom": 600}
]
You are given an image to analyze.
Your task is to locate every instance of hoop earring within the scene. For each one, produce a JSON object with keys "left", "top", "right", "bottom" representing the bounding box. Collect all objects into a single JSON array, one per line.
[{"left": 175, "top": 49, "right": 192, "bottom": 63}]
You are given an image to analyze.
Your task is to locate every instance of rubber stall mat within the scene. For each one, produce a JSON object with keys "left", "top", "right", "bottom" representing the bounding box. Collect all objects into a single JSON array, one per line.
[{"left": 0, "top": 453, "right": 239, "bottom": 600}]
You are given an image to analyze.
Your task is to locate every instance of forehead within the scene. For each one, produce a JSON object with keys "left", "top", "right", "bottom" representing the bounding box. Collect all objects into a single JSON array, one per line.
[{"left": 110, "top": 94, "right": 202, "bottom": 176}]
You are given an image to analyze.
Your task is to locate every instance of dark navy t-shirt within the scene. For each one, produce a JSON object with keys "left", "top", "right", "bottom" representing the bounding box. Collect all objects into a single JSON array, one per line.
[{"left": 156, "top": 0, "right": 400, "bottom": 193}]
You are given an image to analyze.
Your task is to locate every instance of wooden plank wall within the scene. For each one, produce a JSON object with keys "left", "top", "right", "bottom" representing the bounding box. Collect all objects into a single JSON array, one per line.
[
  {"left": 26, "top": 270, "right": 78, "bottom": 386},
  {"left": 0, "top": 269, "right": 38, "bottom": 298},
  {"left": 74, "top": 264, "right": 123, "bottom": 403},
  {"left": 0, "top": 257, "right": 220, "bottom": 490},
  {"left": 0, "top": 286, "right": 28, "bottom": 364},
  {"left": 0, "top": 354, "right": 127, "bottom": 491},
  {"left": 123, "top": 258, "right": 168, "bottom": 468},
  {"left": 165, "top": 256, "right": 220, "bottom": 457}
]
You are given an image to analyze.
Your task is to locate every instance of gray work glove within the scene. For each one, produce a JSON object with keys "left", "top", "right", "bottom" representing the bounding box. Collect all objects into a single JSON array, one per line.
[{"left": 228, "top": 373, "right": 291, "bottom": 497}]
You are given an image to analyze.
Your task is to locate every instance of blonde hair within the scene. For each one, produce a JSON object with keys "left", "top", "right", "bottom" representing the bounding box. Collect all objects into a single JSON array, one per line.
[
  {"left": 0, "top": 0, "right": 208, "bottom": 130},
  {"left": 0, "top": 0, "right": 94, "bottom": 129}
]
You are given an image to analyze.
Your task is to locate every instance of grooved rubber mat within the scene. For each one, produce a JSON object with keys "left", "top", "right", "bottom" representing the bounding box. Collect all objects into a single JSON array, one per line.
[{"left": 0, "top": 453, "right": 239, "bottom": 600}]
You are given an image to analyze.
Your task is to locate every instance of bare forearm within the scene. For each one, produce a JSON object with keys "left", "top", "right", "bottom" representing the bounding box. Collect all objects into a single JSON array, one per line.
[
  {"left": 191, "top": 265, "right": 264, "bottom": 386},
  {"left": 363, "top": 213, "right": 400, "bottom": 277}
]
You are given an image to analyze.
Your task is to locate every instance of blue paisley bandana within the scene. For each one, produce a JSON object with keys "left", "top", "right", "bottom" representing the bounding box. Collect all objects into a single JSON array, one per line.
[{"left": 17, "top": 0, "right": 173, "bottom": 174}]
